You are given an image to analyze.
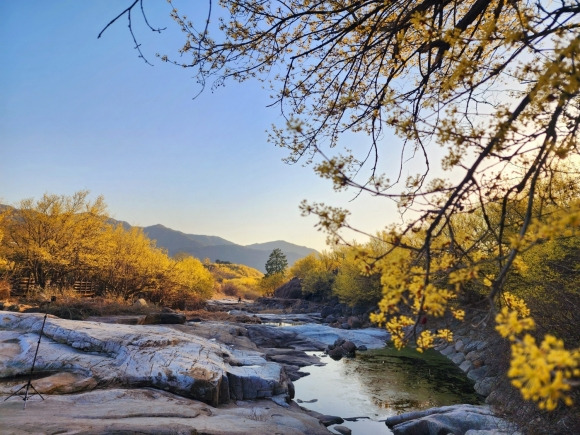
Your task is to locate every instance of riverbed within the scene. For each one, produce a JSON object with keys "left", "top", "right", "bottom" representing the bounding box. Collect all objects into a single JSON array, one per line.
[{"left": 294, "top": 347, "right": 482, "bottom": 434}]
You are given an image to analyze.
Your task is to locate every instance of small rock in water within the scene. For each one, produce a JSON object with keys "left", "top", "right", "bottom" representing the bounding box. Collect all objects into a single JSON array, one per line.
[
  {"left": 319, "top": 415, "right": 344, "bottom": 426},
  {"left": 333, "top": 425, "right": 352, "bottom": 435},
  {"left": 297, "top": 398, "right": 318, "bottom": 404}
]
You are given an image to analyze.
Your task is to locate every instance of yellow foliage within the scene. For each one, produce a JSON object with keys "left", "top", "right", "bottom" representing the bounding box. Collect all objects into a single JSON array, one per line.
[{"left": 495, "top": 293, "right": 580, "bottom": 410}]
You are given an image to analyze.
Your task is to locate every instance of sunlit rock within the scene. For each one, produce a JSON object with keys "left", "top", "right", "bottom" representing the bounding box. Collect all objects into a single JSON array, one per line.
[{"left": 0, "top": 311, "right": 291, "bottom": 407}]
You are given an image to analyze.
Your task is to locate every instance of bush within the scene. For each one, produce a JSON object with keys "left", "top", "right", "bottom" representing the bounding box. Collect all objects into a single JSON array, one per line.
[
  {"left": 221, "top": 282, "right": 241, "bottom": 297},
  {"left": 0, "top": 280, "right": 10, "bottom": 300}
]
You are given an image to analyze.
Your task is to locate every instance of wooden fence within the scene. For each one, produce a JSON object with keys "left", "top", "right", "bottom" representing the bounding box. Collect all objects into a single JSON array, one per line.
[{"left": 11, "top": 276, "right": 95, "bottom": 297}]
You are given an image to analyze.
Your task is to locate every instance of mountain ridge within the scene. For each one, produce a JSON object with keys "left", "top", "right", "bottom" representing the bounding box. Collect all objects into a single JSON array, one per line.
[{"left": 140, "top": 224, "right": 318, "bottom": 273}]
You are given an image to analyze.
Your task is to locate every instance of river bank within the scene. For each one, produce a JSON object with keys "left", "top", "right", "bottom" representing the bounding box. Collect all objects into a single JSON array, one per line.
[{"left": 0, "top": 300, "right": 517, "bottom": 434}]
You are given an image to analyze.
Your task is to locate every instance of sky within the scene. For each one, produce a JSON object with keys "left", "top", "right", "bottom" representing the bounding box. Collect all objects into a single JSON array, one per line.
[{"left": 0, "top": 1, "right": 404, "bottom": 252}]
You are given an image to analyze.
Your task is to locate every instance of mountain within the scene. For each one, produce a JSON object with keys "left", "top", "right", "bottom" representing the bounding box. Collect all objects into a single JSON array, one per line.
[{"left": 141, "top": 224, "right": 318, "bottom": 273}]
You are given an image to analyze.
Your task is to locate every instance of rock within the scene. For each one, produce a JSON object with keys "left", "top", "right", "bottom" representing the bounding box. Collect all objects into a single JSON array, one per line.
[
  {"left": 455, "top": 339, "right": 465, "bottom": 352},
  {"left": 334, "top": 425, "right": 352, "bottom": 435},
  {"left": 349, "top": 316, "right": 363, "bottom": 329},
  {"left": 326, "top": 339, "right": 357, "bottom": 360},
  {"left": 320, "top": 306, "right": 334, "bottom": 318},
  {"left": 133, "top": 298, "right": 148, "bottom": 307},
  {"left": 85, "top": 315, "right": 144, "bottom": 325},
  {"left": 340, "top": 322, "right": 351, "bottom": 330},
  {"left": 385, "top": 404, "right": 512, "bottom": 435},
  {"left": 0, "top": 312, "right": 292, "bottom": 407},
  {"left": 474, "top": 377, "right": 496, "bottom": 397},
  {"left": 459, "top": 360, "right": 473, "bottom": 373},
  {"left": 20, "top": 372, "right": 98, "bottom": 395},
  {"left": 465, "top": 350, "right": 480, "bottom": 361},
  {"left": 139, "top": 312, "right": 186, "bottom": 325},
  {"left": 467, "top": 366, "right": 489, "bottom": 382},
  {"left": 451, "top": 352, "right": 465, "bottom": 365},
  {"left": 464, "top": 340, "right": 485, "bottom": 353},
  {"left": 341, "top": 340, "right": 357, "bottom": 354},
  {"left": 318, "top": 414, "right": 345, "bottom": 426},
  {"left": 274, "top": 277, "right": 303, "bottom": 299},
  {"left": 234, "top": 314, "right": 262, "bottom": 324},
  {"left": 0, "top": 388, "right": 330, "bottom": 435},
  {"left": 328, "top": 346, "right": 345, "bottom": 360},
  {"left": 323, "top": 314, "right": 337, "bottom": 324},
  {"left": 247, "top": 323, "right": 389, "bottom": 351},
  {"left": 357, "top": 345, "right": 367, "bottom": 351},
  {"left": 440, "top": 345, "right": 455, "bottom": 356}
]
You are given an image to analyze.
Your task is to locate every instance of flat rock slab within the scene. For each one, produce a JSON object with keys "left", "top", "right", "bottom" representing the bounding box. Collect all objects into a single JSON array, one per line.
[
  {"left": 246, "top": 323, "right": 389, "bottom": 351},
  {"left": 0, "top": 388, "right": 331, "bottom": 435},
  {"left": 0, "top": 311, "right": 291, "bottom": 407},
  {"left": 385, "top": 404, "right": 516, "bottom": 435}
]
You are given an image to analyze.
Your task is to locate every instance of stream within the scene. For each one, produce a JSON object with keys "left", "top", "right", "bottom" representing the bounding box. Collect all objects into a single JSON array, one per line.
[
  {"left": 283, "top": 328, "right": 482, "bottom": 434},
  {"left": 294, "top": 347, "right": 482, "bottom": 434},
  {"left": 228, "top": 308, "right": 484, "bottom": 434}
]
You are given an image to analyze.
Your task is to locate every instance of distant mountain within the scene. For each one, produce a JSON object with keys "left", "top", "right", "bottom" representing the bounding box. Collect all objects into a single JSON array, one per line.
[{"left": 141, "top": 224, "right": 318, "bottom": 273}]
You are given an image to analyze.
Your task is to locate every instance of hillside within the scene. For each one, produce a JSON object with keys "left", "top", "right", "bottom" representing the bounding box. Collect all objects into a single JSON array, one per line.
[{"left": 142, "top": 224, "right": 318, "bottom": 272}]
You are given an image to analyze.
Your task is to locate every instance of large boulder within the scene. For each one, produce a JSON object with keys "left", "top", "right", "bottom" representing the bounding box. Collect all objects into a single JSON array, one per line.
[
  {"left": 385, "top": 404, "right": 515, "bottom": 435},
  {"left": 274, "top": 277, "right": 303, "bottom": 299},
  {"left": 0, "top": 311, "right": 292, "bottom": 407}
]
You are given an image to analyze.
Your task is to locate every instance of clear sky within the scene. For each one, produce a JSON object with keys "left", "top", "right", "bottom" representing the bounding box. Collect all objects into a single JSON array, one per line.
[{"left": 0, "top": 1, "right": 403, "bottom": 252}]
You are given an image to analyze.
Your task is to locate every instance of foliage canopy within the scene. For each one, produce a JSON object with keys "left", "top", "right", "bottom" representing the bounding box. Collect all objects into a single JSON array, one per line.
[
  {"left": 0, "top": 192, "right": 214, "bottom": 306},
  {"left": 104, "top": 0, "right": 580, "bottom": 411}
]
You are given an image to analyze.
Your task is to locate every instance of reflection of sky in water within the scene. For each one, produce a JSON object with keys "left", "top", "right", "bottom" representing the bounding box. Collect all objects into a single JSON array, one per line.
[{"left": 294, "top": 347, "right": 481, "bottom": 435}]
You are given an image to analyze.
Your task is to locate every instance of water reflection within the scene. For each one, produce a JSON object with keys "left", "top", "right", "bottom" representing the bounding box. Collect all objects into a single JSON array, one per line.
[{"left": 294, "top": 346, "right": 482, "bottom": 435}]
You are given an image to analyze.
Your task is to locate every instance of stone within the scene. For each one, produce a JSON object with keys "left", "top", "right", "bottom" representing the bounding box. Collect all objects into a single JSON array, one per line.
[
  {"left": 440, "top": 345, "right": 455, "bottom": 356},
  {"left": 274, "top": 277, "right": 303, "bottom": 299},
  {"left": 464, "top": 340, "right": 484, "bottom": 353},
  {"left": 341, "top": 340, "right": 357, "bottom": 354},
  {"left": 454, "top": 339, "right": 465, "bottom": 352},
  {"left": 0, "top": 312, "right": 292, "bottom": 407},
  {"left": 451, "top": 352, "right": 465, "bottom": 365},
  {"left": 318, "top": 414, "right": 344, "bottom": 426},
  {"left": 459, "top": 360, "right": 473, "bottom": 373},
  {"left": 468, "top": 366, "right": 489, "bottom": 382},
  {"left": 465, "top": 350, "right": 480, "bottom": 361},
  {"left": 334, "top": 425, "right": 352, "bottom": 435},
  {"left": 385, "top": 404, "right": 512, "bottom": 435},
  {"left": 340, "top": 322, "right": 351, "bottom": 330},
  {"left": 23, "top": 372, "right": 98, "bottom": 395},
  {"left": 133, "top": 298, "right": 148, "bottom": 307},
  {"left": 254, "top": 323, "right": 389, "bottom": 350},
  {"left": 327, "top": 346, "right": 345, "bottom": 361},
  {"left": 347, "top": 316, "right": 362, "bottom": 329},
  {"left": 474, "top": 377, "right": 496, "bottom": 397},
  {"left": 0, "top": 388, "right": 330, "bottom": 435},
  {"left": 323, "top": 314, "right": 337, "bottom": 324},
  {"left": 320, "top": 306, "right": 334, "bottom": 318}
]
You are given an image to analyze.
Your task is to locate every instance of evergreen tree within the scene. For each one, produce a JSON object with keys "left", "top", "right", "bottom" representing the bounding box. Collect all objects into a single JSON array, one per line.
[{"left": 264, "top": 248, "right": 287, "bottom": 277}]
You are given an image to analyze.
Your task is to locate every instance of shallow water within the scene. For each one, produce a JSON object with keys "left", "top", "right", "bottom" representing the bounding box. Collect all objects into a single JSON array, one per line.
[{"left": 294, "top": 347, "right": 482, "bottom": 435}]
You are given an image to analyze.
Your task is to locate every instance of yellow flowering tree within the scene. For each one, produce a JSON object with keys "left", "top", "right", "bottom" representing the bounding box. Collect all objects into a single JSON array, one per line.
[{"left": 102, "top": 0, "right": 580, "bottom": 410}]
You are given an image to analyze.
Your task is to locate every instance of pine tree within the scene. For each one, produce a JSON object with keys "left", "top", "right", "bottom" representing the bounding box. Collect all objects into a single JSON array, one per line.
[{"left": 264, "top": 248, "right": 288, "bottom": 278}]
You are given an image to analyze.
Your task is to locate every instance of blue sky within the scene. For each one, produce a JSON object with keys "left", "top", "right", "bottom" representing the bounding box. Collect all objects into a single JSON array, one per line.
[{"left": 0, "top": 1, "right": 402, "bottom": 252}]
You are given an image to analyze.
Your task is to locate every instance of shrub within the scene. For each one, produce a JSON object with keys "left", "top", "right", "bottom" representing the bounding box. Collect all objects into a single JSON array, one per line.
[
  {"left": 0, "top": 280, "right": 10, "bottom": 300},
  {"left": 221, "top": 282, "right": 241, "bottom": 297}
]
